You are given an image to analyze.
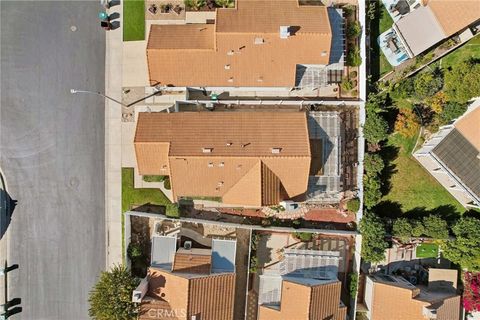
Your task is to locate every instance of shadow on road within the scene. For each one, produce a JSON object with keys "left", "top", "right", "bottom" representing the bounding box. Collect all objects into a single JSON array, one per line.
[{"left": 1, "top": 184, "right": 17, "bottom": 240}]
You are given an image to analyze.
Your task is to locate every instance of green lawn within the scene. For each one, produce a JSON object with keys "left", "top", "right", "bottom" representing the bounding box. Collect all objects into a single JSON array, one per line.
[
  {"left": 122, "top": 168, "right": 171, "bottom": 213},
  {"left": 123, "top": 0, "right": 145, "bottom": 41},
  {"left": 371, "top": 5, "right": 395, "bottom": 79},
  {"left": 416, "top": 243, "right": 439, "bottom": 258},
  {"left": 379, "top": 6, "right": 394, "bottom": 34},
  {"left": 440, "top": 35, "right": 480, "bottom": 69},
  {"left": 379, "top": 132, "right": 465, "bottom": 214}
]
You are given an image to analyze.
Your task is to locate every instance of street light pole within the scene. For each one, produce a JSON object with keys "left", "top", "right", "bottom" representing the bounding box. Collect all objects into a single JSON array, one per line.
[{"left": 70, "top": 89, "right": 127, "bottom": 107}]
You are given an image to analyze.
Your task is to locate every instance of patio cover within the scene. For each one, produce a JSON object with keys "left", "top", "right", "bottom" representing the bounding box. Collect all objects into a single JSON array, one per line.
[{"left": 394, "top": 5, "right": 445, "bottom": 56}]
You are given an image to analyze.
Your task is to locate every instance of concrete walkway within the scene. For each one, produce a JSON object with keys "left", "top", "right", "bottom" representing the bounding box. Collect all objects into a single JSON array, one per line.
[{"left": 105, "top": 3, "right": 124, "bottom": 267}]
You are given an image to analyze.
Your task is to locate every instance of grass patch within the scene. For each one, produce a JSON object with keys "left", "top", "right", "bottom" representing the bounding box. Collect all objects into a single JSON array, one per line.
[
  {"left": 380, "top": 132, "right": 465, "bottom": 214},
  {"left": 122, "top": 168, "right": 171, "bottom": 212},
  {"left": 416, "top": 243, "right": 438, "bottom": 258},
  {"left": 440, "top": 35, "right": 480, "bottom": 69},
  {"left": 379, "top": 6, "right": 394, "bottom": 34},
  {"left": 123, "top": 0, "right": 145, "bottom": 41},
  {"left": 370, "top": 4, "right": 395, "bottom": 80},
  {"left": 142, "top": 175, "right": 166, "bottom": 183}
]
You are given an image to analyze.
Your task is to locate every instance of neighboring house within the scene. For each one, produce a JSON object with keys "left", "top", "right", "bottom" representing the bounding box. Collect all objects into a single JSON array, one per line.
[
  {"left": 134, "top": 111, "right": 311, "bottom": 206},
  {"left": 257, "top": 249, "right": 347, "bottom": 320},
  {"left": 133, "top": 235, "right": 237, "bottom": 320},
  {"left": 363, "top": 269, "right": 461, "bottom": 320},
  {"left": 146, "top": 0, "right": 344, "bottom": 88},
  {"left": 392, "top": 0, "right": 479, "bottom": 58},
  {"left": 414, "top": 99, "right": 480, "bottom": 209}
]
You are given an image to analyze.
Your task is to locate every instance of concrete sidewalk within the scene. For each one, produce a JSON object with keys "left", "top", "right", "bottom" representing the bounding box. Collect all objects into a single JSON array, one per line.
[{"left": 105, "top": 4, "right": 124, "bottom": 267}]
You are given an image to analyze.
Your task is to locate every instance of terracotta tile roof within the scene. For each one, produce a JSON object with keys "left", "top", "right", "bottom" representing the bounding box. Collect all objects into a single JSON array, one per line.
[
  {"left": 455, "top": 103, "right": 480, "bottom": 151},
  {"left": 172, "top": 251, "right": 212, "bottom": 274},
  {"left": 148, "top": 24, "right": 215, "bottom": 50},
  {"left": 146, "top": 0, "right": 333, "bottom": 87},
  {"left": 134, "top": 112, "right": 311, "bottom": 206},
  {"left": 427, "top": 0, "right": 480, "bottom": 37},
  {"left": 366, "top": 275, "right": 461, "bottom": 320},
  {"left": 142, "top": 267, "right": 236, "bottom": 320},
  {"left": 258, "top": 280, "right": 346, "bottom": 320},
  {"left": 134, "top": 142, "right": 170, "bottom": 176},
  {"left": 134, "top": 112, "right": 311, "bottom": 157}
]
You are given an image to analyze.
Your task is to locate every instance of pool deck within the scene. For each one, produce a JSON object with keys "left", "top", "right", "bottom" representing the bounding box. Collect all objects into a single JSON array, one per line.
[{"left": 378, "top": 28, "right": 410, "bottom": 67}]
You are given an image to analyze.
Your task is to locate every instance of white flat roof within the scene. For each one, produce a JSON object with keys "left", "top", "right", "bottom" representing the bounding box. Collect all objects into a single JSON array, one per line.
[{"left": 394, "top": 6, "right": 445, "bottom": 56}]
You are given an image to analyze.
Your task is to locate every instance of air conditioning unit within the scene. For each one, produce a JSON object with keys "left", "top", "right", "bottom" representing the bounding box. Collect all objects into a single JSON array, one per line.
[{"left": 184, "top": 241, "right": 192, "bottom": 250}]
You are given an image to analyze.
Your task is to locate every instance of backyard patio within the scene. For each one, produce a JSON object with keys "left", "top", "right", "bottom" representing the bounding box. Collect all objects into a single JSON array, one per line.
[{"left": 378, "top": 29, "right": 409, "bottom": 66}]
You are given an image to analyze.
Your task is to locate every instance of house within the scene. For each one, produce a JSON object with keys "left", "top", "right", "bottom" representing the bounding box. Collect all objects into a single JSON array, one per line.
[
  {"left": 134, "top": 111, "right": 311, "bottom": 206},
  {"left": 133, "top": 235, "right": 237, "bottom": 320},
  {"left": 414, "top": 99, "right": 480, "bottom": 209},
  {"left": 257, "top": 249, "right": 347, "bottom": 320},
  {"left": 392, "top": 0, "right": 479, "bottom": 58},
  {"left": 146, "top": 0, "right": 345, "bottom": 88},
  {"left": 363, "top": 269, "right": 461, "bottom": 320}
]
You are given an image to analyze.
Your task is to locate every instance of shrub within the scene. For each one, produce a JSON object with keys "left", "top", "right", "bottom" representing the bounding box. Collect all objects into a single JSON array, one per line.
[
  {"left": 347, "top": 198, "right": 360, "bottom": 213},
  {"left": 166, "top": 203, "right": 180, "bottom": 217},
  {"left": 347, "top": 21, "right": 362, "bottom": 39},
  {"left": 392, "top": 218, "right": 413, "bottom": 243},
  {"left": 363, "top": 112, "right": 388, "bottom": 145},
  {"left": 89, "top": 265, "right": 140, "bottom": 320},
  {"left": 349, "top": 71, "right": 358, "bottom": 79},
  {"left": 347, "top": 46, "right": 362, "bottom": 67},
  {"left": 163, "top": 176, "right": 171, "bottom": 190},
  {"left": 127, "top": 243, "right": 143, "bottom": 260},
  {"left": 294, "top": 232, "right": 313, "bottom": 242},
  {"left": 463, "top": 272, "right": 480, "bottom": 312},
  {"left": 184, "top": 0, "right": 205, "bottom": 10},
  {"left": 425, "top": 91, "right": 447, "bottom": 114},
  {"left": 142, "top": 175, "right": 166, "bottom": 183},
  {"left": 214, "top": 0, "right": 234, "bottom": 8},
  {"left": 364, "top": 153, "right": 384, "bottom": 177},
  {"left": 363, "top": 174, "right": 382, "bottom": 209},
  {"left": 411, "top": 220, "right": 425, "bottom": 237},
  {"left": 349, "top": 273, "right": 359, "bottom": 298},
  {"left": 249, "top": 255, "right": 258, "bottom": 273},
  {"left": 390, "top": 78, "right": 415, "bottom": 100},
  {"left": 438, "top": 101, "right": 467, "bottom": 125},
  {"left": 341, "top": 78, "right": 354, "bottom": 91},
  {"left": 359, "top": 213, "right": 388, "bottom": 263}
]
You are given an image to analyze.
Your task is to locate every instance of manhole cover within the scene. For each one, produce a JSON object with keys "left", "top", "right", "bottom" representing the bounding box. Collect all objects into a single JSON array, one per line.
[{"left": 70, "top": 25, "right": 77, "bottom": 32}]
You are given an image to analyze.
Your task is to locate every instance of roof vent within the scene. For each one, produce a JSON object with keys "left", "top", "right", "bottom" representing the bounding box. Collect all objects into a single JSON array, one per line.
[
  {"left": 257, "top": 76, "right": 264, "bottom": 82},
  {"left": 208, "top": 162, "right": 214, "bottom": 167},
  {"left": 321, "top": 50, "right": 328, "bottom": 56},
  {"left": 280, "top": 26, "right": 290, "bottom": 39},
  {"left": 203, "top": 147, "right": 213, "bottom": 153},
  {"left": 226, "top": 142, "right": 233, "bottom": 146},
  {"left": 217, "top": 181, "right": 224, "bottom": 187},
  {"left": 184, "top": 241, "right": 192, "bottom": 250},
  {"left": 227, "top": 50, "right": 234, "bottom": 56},
  {"left": 254, "top": 37, "right": 264, "bottom": 45},
  {"left": 218, "top": 162, "right": 224, "bottom": 167},
  {"left": 224, "top": 64, "right": 231, "bottom": 70},
  {"left": 228, "top": 77, "right": 234, "bottom": 83},
  {"left": 271, "top": 147, "right": 282, "bottom": 154}
]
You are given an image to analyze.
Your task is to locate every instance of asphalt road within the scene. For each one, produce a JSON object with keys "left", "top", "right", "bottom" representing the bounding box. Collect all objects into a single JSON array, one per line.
[{"left": 1, "top": 1, "right": 106, "bottom": 319}]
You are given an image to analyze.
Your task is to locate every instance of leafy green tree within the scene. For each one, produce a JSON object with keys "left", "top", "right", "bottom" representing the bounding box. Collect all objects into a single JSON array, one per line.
[
  {"left": 364, "top": 153, "right": 385, "bottom": 177},
  {"left": 411, "top": 220, "right": 425, "bottom": 237},
  {"left": 363, "top": 112, "right": 388, "bottom": 145},
  {"left": 365, "top": 92, "right": 387, "bottom": 113},
  {"left": 347, "top": 46, "right": 362, "bottom": 67},
  {"left": 360, "top": 213, "right": 388, "bottom": 263},
  {"left": 443, "top": 217, "right": 480, "bottom": 271},
  {"left": 438, "top": 102, "right": 467, "bottom": 125},
  {"left": 414, "top": 70, "right": 443, "bottom": 98},
  {"left": 363, "top": 174, "right": 382, "bottom": 209},
  {"left": 423, "top": 215, "right": 449, "bottom": 239},
  {"left": 392, "top": 218, "right": 413, "bottom": 243},
  {"left": 89, "top": 265, "right": 140, "bottom": 320},
  {"left": 390, "top": 78, "right": 415, "bottom": 100},
  {"left": 444, "top": 59, "right": 480, "bottom": 102},
  {"left": 347, "top": 198, "right": 361, "bottom": 212}
]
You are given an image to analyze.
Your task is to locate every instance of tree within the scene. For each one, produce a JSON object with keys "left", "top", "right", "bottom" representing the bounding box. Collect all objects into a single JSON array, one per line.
[
  {"left": 443, "top": 218, "right": 480, "bottom": 271},
  {"left": 438, "top": 101, "right": 467, "bottom": 125},
  {"left": 166, "top": 203, "right": 180, "bottom": 217},
  {"left": 463, "top": 272, "right": 480, "bottom": 312},
  {"left": 392, "top": 218, "right": 413, "bottom": 243},
  {"left": 394, "top": 108, "right": 420, "bottom": 138},
  {"left": 359, "top": 213, "right": 388, "bottom": 263},
  {"left": 425, "top": 91, "right": 447, "bottom": 114},
  {"left": 414, "top": 70, "right": 443, "bottom": 98},
  {"left": 347, "top": 45, "right": 362, "bottom": 67},
  {"left": 390, "top": 78, "right": 415, "bottom": 100},
  {"left": 422, "top": 215, "right": 449, "bottom": 239},
  {"left": 444, "top": 59, "right": 480, "bottom": 103},
  {"left": 184, "top": 0, "right": 206, "bottom": 10},
  {"left": 363, "top": 112, "right": 388, "bottom": 145},
  {"left": 89, "top": 265, "right": 140, "bottom": 320},
  {"left": 363, "top": 174, "right": 382, "bottom": 209},
  {"left": 411, "top": 220, "right": 425, "bottom": 237},
  {"left": 365, "top": 92, "right": 387, "bottom": 113},
  {"left": 364, "top": 153, "right": 385, "bottom": 177}
]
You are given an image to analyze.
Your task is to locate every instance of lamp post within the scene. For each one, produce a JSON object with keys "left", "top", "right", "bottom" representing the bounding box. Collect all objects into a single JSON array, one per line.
[{"left": 70, "top": 89, "right": 126, "bottom": 107}]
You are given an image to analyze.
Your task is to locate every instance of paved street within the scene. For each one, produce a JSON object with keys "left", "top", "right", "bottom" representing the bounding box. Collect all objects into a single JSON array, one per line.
[{"left": 1, "top": 1, "right": 106, "bottom": 319}]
